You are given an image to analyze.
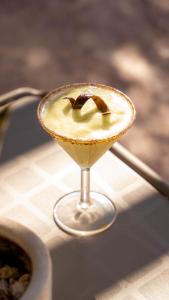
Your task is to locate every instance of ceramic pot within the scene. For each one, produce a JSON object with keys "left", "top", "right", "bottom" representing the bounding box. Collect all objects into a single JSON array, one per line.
[{"left": 0, "top": 218, "right": 52, "bottom": 300}]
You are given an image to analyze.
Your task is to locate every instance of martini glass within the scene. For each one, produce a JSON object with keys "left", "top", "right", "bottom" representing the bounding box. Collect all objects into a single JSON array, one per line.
[{"left": 37, "top": 83, "right": 135, "bottom": 236}]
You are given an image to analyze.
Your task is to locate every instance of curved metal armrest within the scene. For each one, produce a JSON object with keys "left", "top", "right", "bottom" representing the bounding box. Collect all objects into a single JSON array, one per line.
[
  {"left": 0, "top": 87, "right": 48, "bottom": 107},
  {"left": 111, "top": 143, "right": 169, "bottom": 198}
]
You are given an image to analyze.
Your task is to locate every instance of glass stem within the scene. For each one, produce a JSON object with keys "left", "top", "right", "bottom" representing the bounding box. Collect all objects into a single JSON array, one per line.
[{"left": 80, "top": 168, "right": 91, "bottom": 209}]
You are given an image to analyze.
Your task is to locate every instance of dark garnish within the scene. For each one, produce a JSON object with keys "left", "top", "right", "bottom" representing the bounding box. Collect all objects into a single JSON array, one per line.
[{"left": 64, "top": 94, "right": 111, "bottom": 114}]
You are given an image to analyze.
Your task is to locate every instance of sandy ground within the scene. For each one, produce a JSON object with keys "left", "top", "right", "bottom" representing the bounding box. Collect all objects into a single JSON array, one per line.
[{"left": 0, "top": 0, "right": 169, "bottom": 180}]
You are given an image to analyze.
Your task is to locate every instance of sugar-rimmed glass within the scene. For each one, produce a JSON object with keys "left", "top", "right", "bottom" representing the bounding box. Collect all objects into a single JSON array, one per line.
[{"left": 37, "top": 83, "right": 135, "bottom": 236}]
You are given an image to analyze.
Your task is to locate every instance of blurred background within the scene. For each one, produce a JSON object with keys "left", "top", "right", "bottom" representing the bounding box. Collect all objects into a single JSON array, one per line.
[{"left": 0, "top": 0, "right": 168, "bottom": 180}]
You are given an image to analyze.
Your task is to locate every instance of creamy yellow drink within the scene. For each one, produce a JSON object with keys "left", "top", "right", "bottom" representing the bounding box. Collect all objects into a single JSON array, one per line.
[{"left": 40, "top": 84, "right": 135, "bottom": 167}]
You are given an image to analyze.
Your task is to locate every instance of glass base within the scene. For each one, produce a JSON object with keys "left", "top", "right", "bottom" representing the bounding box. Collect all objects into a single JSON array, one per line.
[{"left": 53, "top": 191, "right": 117, "bottom": 236}]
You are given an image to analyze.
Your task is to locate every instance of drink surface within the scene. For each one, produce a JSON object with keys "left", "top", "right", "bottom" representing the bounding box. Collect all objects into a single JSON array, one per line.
[{"left": 42, "top": 85, "right": 134, "bottom": 142}]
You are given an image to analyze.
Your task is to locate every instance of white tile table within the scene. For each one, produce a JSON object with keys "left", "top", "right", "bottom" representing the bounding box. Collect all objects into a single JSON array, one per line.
[{"left": 0, "top": 141, "right": 169, "bottom": 300}]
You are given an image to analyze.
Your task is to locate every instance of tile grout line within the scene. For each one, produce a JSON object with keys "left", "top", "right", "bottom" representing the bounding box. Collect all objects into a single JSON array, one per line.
[{"left": 24, "top": 201, "right": 54, "bottom": 226}]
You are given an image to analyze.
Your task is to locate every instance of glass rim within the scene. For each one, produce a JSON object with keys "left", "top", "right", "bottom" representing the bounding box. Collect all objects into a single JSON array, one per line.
[{"left": 37, "top": 82, "right": 136, "bottom": 145}]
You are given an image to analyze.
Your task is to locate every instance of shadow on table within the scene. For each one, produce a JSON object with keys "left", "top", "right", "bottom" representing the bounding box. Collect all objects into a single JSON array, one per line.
[
  {"left": 0, "top": 100, "right": 50, "bottom": 164},
  {"left": 49, "top": 191, "right": 169, "bottom": 300}
]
